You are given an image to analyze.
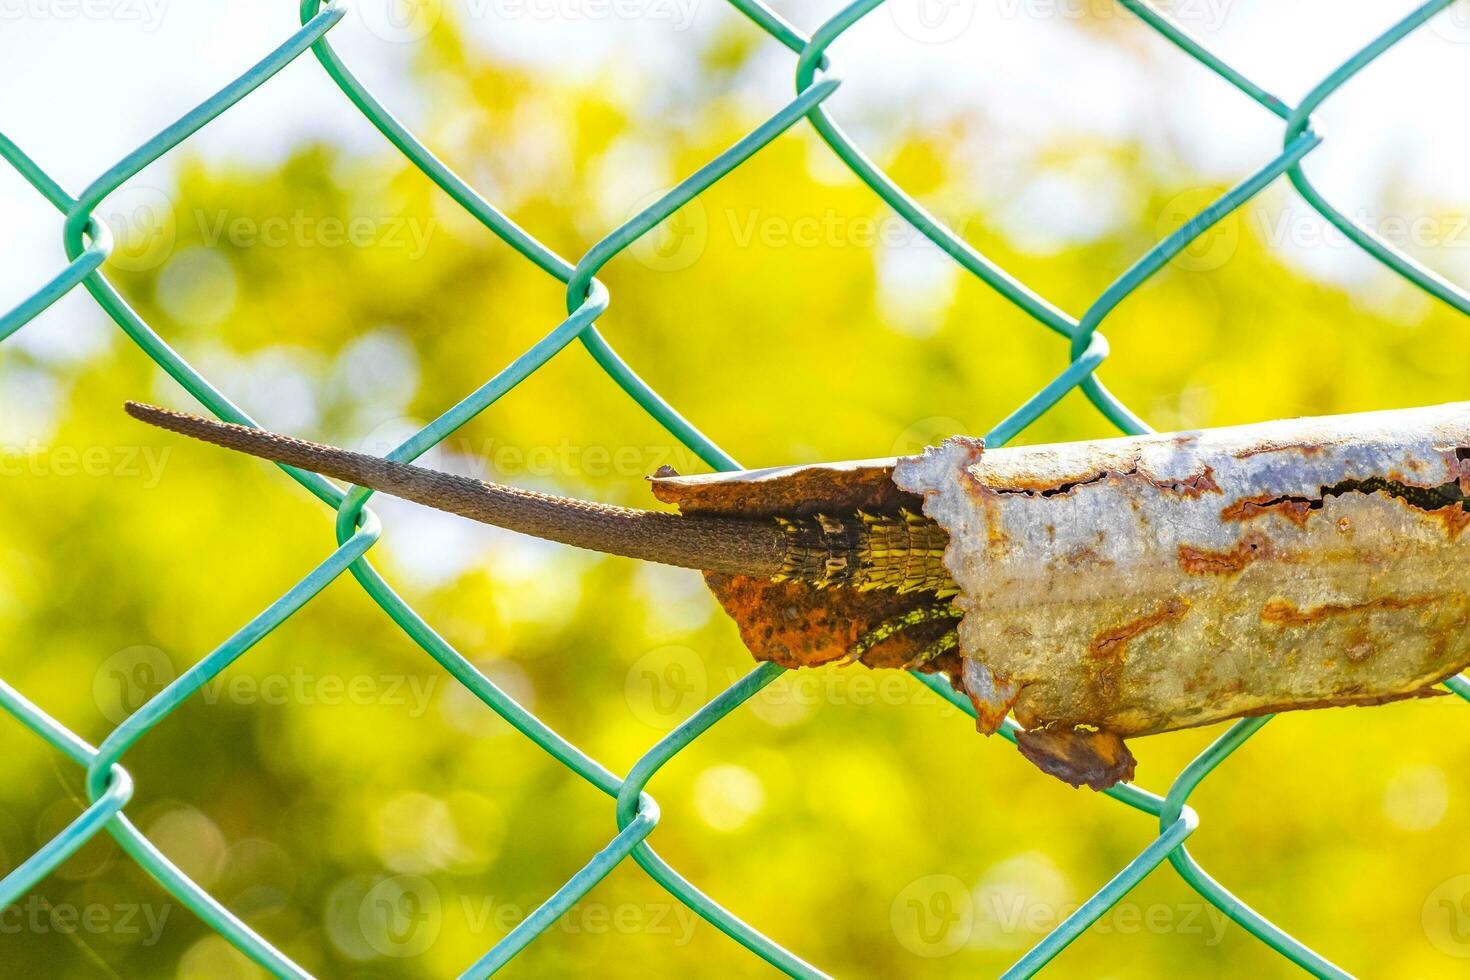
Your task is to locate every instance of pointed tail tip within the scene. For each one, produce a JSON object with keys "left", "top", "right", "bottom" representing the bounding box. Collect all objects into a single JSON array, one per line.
[
  {"left": 124, "top": 400, "right": 214, "bottom": 439},
  {"left": 124, "top": 400, "right": 165, "bottom": 424}
]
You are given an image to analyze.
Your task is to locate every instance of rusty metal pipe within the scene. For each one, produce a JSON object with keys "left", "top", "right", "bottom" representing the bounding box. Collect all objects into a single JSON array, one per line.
[{"left": 657, "top": 402, "right": 1470, "bottom": 788}]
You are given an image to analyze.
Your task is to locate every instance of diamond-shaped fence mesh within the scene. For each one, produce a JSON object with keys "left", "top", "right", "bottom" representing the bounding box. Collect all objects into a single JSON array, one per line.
[{"left": 3, "top": 0, "right": 1470, "bottom": 976}]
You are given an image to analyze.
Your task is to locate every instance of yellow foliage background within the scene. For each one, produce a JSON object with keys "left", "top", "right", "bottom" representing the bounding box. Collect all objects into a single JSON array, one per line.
[{"left": 3, "top": 15, "right": 1470, "bottom": 979}]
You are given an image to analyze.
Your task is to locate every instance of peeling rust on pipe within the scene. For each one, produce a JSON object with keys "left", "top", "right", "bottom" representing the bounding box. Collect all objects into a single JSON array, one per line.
[
  {"left": 1259, "top": 594, "right": 1439, "bottom": 627},
  {"left": 1088, "top": 598, "right": 1192, "bottom": 663},
  {"left": 1177, "top": 532, "right": 1273, "bottom": 575},
  {"left": 1220, "top": 494, "right": 1315, "bottom": 528},
  {"left": 657, "top": 402, "right": 1470, "bottom": 789}
]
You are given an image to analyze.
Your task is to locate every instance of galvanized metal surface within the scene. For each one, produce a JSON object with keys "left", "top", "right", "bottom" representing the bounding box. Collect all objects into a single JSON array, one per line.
[{"left": 894, "top": 403, "right": 1470, "bottom": 764}]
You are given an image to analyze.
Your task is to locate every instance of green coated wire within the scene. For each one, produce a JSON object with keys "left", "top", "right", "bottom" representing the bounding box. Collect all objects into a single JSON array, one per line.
[
  {"left": 1, "top": 0, "right": 1467, "bottom": 976},
  {"left": 1283, "top": 0, "right": 1470, "bottom": 316}
]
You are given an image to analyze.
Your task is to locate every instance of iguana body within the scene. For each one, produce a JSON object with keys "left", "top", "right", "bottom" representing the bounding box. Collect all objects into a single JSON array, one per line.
[
  {"left": 126, "top": 400, "right": 1470, "bottom": 791},
  {"left": 124, "top": 402, "right": 954, "bottom": 594}
]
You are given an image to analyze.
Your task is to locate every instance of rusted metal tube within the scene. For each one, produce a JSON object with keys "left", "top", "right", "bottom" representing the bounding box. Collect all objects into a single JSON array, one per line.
[
  {"left": 657, "top": 403, "right": 1470, "bottom": 788},
  {"left": 892, "top": 402, "right": 1470, "bottom": 786}
]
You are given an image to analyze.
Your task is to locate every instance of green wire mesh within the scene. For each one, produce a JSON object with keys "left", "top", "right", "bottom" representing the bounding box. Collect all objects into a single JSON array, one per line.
[{"left": 3, "top": 1, "right": 1470, "bottom": 976}]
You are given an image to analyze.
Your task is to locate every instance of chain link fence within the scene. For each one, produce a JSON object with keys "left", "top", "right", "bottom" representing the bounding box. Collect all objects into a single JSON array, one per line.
[{"left": 3, "top": 0, "right": 1470, "bottom": 975}]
